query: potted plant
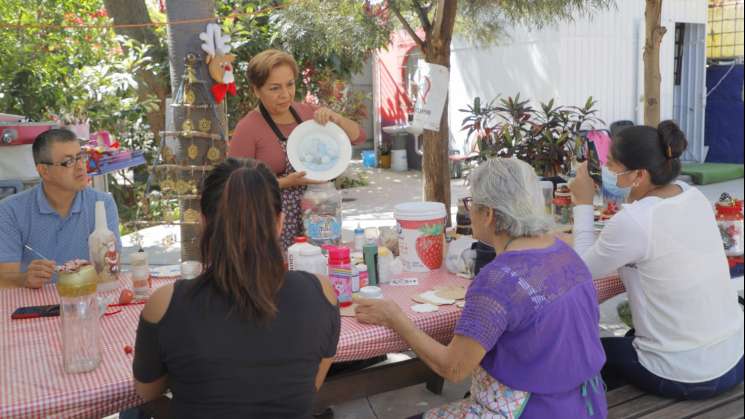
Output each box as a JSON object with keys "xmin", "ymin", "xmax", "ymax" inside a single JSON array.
[{"xmin": 460, "ymin": 95, "xmax": 603, "ymax": 180}]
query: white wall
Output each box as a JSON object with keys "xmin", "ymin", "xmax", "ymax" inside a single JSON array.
[{"xmin": 447, "ymin": 0, "xmax": 707, "ymax": 153}]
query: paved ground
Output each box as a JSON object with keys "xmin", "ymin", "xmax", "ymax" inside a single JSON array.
[{"xmin": 117, "ymin": 162, "xmax": 744, "ymax": 419}]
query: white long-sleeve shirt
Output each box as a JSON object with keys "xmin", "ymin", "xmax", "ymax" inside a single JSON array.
[{"xmin": 574, "ymin": 182, "xmax": 744, "ymax": 383}]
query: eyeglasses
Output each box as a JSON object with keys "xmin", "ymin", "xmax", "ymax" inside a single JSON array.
[
  {"xmin": 40, "ymin": 153, "xmax": 87, "ymax": 169},
  {"xmin": 462, "ymin": 197, "xmax": 473, "ymax": 212}
]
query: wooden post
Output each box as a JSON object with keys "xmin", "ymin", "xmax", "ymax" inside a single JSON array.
[
  {"xmin": 164, "ymin": 0, "xmax": 225, "ymax": 261},
  {"xmin": 643, "ymin": 0, "xmax": 667, "ymax": 126}
]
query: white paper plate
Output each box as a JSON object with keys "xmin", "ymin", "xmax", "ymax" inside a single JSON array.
[{"xmin": 287, "ymin": 120, "xmax": 352, "ymax": 181}]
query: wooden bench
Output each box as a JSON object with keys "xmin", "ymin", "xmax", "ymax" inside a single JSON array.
[{"xmin": 608, "ymin": 383, "xmax": 744, "ymax": 418}]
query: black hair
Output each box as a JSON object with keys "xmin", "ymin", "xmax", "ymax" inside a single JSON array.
[
  {"xmin": 610, "ymin": 120, "xmax": 688, "ymax": 186},
  {"xmin": 32, "ymin": 128, "xmax": 78, "ymax": 165}
]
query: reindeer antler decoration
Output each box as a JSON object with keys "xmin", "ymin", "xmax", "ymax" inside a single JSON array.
[{"xmin": 199, "ymin": 23, "xmax": 237, "ymax": 104}]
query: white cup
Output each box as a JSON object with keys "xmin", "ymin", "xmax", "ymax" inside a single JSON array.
[
  {"xmin": 180, "ymin": 261, "xmax": 202, "ymax": 280},
  {"xmin": 359, "ymin": 286, "xmax": 384, "ymax": 300}
]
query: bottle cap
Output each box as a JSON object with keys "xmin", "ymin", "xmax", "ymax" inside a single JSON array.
[
  {"xmin": 294, "ymin": 236, "xmax": 308, "ymax": 244},
  {"xmin": 328, "ymin": 246, "xmax": 351, "ymax": 265}
]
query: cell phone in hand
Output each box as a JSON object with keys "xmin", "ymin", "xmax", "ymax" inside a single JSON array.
[
  {"xmin": 586, "ymin": 141, "xmax": 602, "ymax": 187},
  {"xmin": 11, "ymin": 304, "xmax": 60, "ymax": 320}
]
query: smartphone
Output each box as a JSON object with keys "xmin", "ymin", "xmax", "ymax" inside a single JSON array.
[
  {"xmin": 586, "ymin": 140, "xmax": 602, "ymax": 187},
  {"xmin": 11, "ymin": 304, "xmax": 60, "ymax": 320}
]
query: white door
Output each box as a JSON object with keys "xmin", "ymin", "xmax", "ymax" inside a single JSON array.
[{"xmin": 674, "ymin": 23, "xmax": 707, "ymax": 162}]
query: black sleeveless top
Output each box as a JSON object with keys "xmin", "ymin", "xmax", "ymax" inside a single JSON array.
[{"xmin": 133, "ymin": 271, "xmax": 341, "ymax": 419}]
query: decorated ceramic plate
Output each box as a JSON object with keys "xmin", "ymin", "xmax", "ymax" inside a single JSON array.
[{"xmin": 287, "ymin": 120, "xmax": 352, "ymax": 181}]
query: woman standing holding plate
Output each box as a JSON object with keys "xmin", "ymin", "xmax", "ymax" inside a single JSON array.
[{"xmin": 228, "ymin": 49, "xmax": 366, "ymax": 251}]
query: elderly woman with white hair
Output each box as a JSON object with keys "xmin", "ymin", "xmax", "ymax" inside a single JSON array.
[{"xmin": 356, "ymin": 158, "xmax": 608, "ymax": 418}]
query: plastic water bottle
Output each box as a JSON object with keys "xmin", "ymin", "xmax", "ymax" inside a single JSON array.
[
  {"xmin": 288, "ymin": 236, "xmax": 312, "ymax": 271},
  {"xmin": 354, "ymin": 224, "xmax": 365, "ymax": 251}
]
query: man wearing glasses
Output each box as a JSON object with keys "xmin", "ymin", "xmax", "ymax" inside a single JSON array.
[{"xmin": 0, "ymin": 128, "xmax": 120, "ymax": 288}]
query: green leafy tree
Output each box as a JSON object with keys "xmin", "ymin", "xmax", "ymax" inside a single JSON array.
[
  {"xmin": 307, "ymin": 0, "xmax": 615, "ymax": 214},
  {"xmin": 218, "ymin": 0, "xmax": 390, "ymax": 126},
  {"xmin": 0, "ymin": 0, "xmax": 118, "ymax": 119}
]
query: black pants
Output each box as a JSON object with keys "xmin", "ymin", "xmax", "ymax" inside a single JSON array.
[{"xmin": 601, "ymin": 334, "xmax": 744, "ymax": 400}]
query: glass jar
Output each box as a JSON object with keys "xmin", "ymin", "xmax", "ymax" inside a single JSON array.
[
  {"xmin": 57, "ymin": 264, "xmax": 101, "ymax": 374},
  {"xmin": 130, "ymin": 251, "xmax": 151, "ymax": 299},
  {"xmin": 715, "ymin": 194, "xmax": 744, "ymax": 257},
  {"xmin": 552, "ymin": 183, "xmax": 574, "ymax": 225},
  {"xmin": 301, "ymin": 182, "xmax": 342, "ymax": 247},
  {"xmin": 455, "ymin": 201, "xmax": 472, "ymax": 237}
]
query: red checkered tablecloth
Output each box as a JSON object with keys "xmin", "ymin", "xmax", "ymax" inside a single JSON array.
[
  {"xmin": 0, "ymin": 275, "xmax": 160, "ymax": 419},
  {"xmin": 0, "ymin": 271, "xmax": 469, "ymax": 418},
  {"xmin": 336, "ymin": 271, "xmax": 470, "ymax": 362},
  {"xmin": 594, "ymin": 275, "xmax": 626, "ymax": 303}
]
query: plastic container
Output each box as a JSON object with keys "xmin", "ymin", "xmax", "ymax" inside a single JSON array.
[
  {"xmin": 180, "ymin": 261, "xmax": 202, "ymax": 280},
  {"xmin": 302, "ymin": 183, "xmax": 342, "ymax": 247},
  {"xmin": 361, "ymin": 150, "xmax": 377, "ymax": 168},
  {"xmin": 88, "ymin": 201, "xmax": 120, "ymax": 293},
  {"xmin": 377, "ymin": 247, "xmax": 395, "ymax": 284},
  {"xmin": 363, "ymin": 242, "xmax": 379, "ymax": 286},
  {"xmin": 130, "ymin": 251, "xmax": 151, "ymax": 299},
  {"xmin": 328, "ymin": 247, "xmax": 353, "ymax": 307},
  {"xmin": 356, "ymin": 264, "xmax": 368, "ymax": 289},
  {"xmin": 296, "ymin": 245, "xmax": 328, "ymax": 276},
  {"xmin": 540, "ymin": 181, "xmax": 554, "ymax": 216},
  {"xmin": 288, "ymin": 236, "xmax": 314, "ymax": 271},
  {"xmin": 57, "ymin": 264, "xmax": 101, "ymax": 374},
  {"xmin": 359, "ymin": 286, "xmax": 383, "ymax": 299},
  {"xmin": 715, "ymin": 194, "xmax": 744, "ymax": 257},
  {"xmin": 394, "ymin": 202, "xmax": 447, "ymax": 272},
  {"xmin": 552, "ymin": 183, "xmax": 574, "ymax": 226},
  {"xmin": 391, "ymin": 149, "xmax": 408, "ymax": 172}
]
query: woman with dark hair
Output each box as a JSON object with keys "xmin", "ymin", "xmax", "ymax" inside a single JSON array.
[
  {"xmin": 228, "ymin": 49, "xmax": 366, "ymax": 251},
  {"xmin": 571, "ymin": 121, "xmax": 744, "ymax": 399},
  {"xmin": 132, "ymin": 158, "xmax": 341, "ymax": 418}
]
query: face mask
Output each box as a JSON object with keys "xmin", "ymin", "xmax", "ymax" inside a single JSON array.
[{"xmin": 602, "ymin": 165, "xmax": 631, "ymax": 203}]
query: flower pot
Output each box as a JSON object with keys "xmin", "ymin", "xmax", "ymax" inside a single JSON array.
[{"xmin": 379, "ymin": 153, "xmax": 391, "ymax": 169}]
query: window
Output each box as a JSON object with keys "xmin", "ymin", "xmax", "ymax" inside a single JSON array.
[
  {"xmin": 674, "ymin": 23, "xmax": 685, "ymax": 86},
  {"xmin": 707, "ymin": 0, "xmax": 745, "ymax": 61}
]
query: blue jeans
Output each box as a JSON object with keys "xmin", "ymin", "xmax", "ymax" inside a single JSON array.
[{"xmin": 601, "ymin": 335, "xmax": 744, "ymax": 400}]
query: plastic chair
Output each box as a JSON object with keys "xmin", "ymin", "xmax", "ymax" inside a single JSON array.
[{"xmin": 0, "ymin": 179, "xmax": 23, "ymax": 201}]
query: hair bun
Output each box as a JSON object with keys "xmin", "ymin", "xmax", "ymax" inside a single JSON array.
[{"xmin": 657, "ymin": 120, "xmax": 688, "ymax": 160}]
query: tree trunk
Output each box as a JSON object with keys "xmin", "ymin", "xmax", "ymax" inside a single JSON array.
[
  {"xmin": 103, "ymin": 0, "xmax": 167, "ymax": 143},
  {"xmin": 165, "ymin": 0, "xmax": 224, "ymax": 261},
  {"xmin": 643, "ymin": 0, "xmax": 666, "ymax": 126},
  {"xmin": 421, "ymin": 0, "xmax": 457, "ymax": 223}
]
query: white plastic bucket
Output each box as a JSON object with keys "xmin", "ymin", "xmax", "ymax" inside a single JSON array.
[
  {"xmin": 391, "ymin": 149, "xmax": 408, "ymax": 172},
  {"xmin": 394, "ymin": 202, "xmax": 447, "ymax": 272}
]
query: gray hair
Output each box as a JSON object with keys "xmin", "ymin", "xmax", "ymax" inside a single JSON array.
[{"xmin": 469, "ymin": 158, "xmax": 553, "ymax": 237}]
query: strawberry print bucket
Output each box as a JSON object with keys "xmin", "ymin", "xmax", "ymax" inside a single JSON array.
[{"xmin": 395, "ymin": 202, "xmax": 448, "ymax": 272}]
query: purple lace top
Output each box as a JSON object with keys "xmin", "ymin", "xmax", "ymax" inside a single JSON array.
[{"xmin": 455, "ymin": 240, "xmax": 607, "ymax": 418}]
